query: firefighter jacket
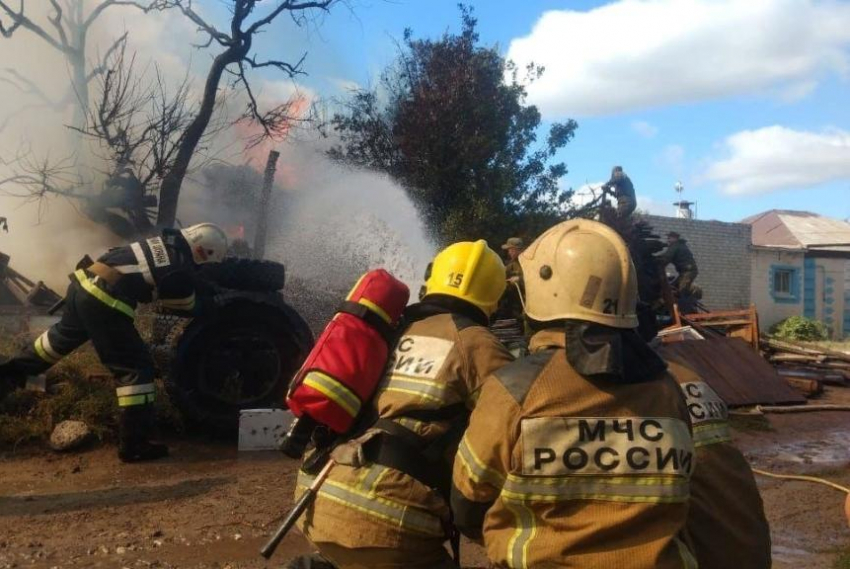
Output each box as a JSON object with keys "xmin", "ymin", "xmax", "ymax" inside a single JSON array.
[
  {"xmin": 296, "ymin": 299, "xmax": 513, "ymax": 553},
  {"xmin": 451, "ymin": 328, "xmax": 697, "ymax": 569},
  {"xmin": 505, "ymin": 259, "xmax": 523, "ymax": 281},
  {"xmin": 95, "ymin": 230, "xmax": 197, "ymax": 313},
  {"xmin": 667, "ymin": 360, "xmax": 772, "ymax": 569},
  {"xmin": 659, "ymin": 240, "xmax": 698, "ymax": 275}
]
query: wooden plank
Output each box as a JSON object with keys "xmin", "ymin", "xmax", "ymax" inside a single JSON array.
[{"xmin": 783, "ymin": 377, "xmax": 823, "ymax": 397}]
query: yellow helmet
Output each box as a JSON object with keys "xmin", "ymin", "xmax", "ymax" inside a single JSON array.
[
  {"xmin": 520, "ymin": 219, "xmax": 638, "ymax": 328},
  {"xmin": 423, "ymin": 240, "xmax": 506, "ymax": 316}
]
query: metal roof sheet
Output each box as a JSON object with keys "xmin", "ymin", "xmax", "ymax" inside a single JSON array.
[{"xmin": 658, "ymin": 337, "xmax": 806, "ymax": 407}]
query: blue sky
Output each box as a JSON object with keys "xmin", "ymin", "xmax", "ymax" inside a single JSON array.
[{"xmin": 206, "ymin": 0, "xmax": 850, "ymax": 223}]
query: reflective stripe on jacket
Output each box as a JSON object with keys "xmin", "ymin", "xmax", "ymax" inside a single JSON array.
[
  {"xmin": 74, "ymin": 270, "xmax": 135, "ymax": 319},
  {"xmin": 97, "ymin": 233, "xmax": 196, "ymax": 311}
]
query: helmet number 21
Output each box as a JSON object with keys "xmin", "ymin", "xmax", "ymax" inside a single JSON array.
[{"xmin": 603, "ymin": 298, "xmax": 619, "ymax": 314}]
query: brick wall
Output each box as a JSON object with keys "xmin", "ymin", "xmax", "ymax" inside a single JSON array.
[{"xmin": 642, "ymin": 215, "xmax": 752, "ymax": 310}]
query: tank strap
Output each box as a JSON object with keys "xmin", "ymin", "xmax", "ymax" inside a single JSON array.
[
  {"xmin": 368, "ymin": 402, "xmax": 471, "ymax": 497},
  {"xmin": 364, "ymin": 427, "xmax": 434, "ymax": 488},
  {"xmin": 87, "ymin": 262, "xmax": 125, "ymax": 287},
  {"xmin": 337, "ymin": 300, "xmax": 396, "ymax": 343}
]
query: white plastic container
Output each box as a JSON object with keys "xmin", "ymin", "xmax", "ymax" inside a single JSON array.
[{"xmin": 238, "ymin": 408, "xmax": 293, "ymax": 451}]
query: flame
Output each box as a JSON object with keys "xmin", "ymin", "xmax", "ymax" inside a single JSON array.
[
  {"xmin": 235, "ymin": 94, "xmax": 310, "ymax": 187},
  {"xmin": 227, "ymin": 225, "xmax": 246, "ymax": 240}
]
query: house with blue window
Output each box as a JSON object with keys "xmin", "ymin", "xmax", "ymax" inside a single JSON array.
[{"xmin": 744, "ymin": 210, "xmax": 850, "ymax": 338}]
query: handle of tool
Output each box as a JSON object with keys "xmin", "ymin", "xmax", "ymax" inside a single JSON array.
[
  {"xmin": 48, "ymin": 298, "xmax": 66, "ymax": 315},
  {"xmin": 260, "ymin": 460, "xmax": 335, "ymax": 560}
]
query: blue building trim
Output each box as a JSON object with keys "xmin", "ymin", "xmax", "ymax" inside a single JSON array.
[
  {"xmin": 768, "ymin": 264, "xmax": 801, "ymax": 304},
  {"xmin": 803, "ymin": 258, "xmax": 816, "ymax": 319},
  {"xmin": 844, "ymin": 291, "xmax": 850, "ymax": 338}
]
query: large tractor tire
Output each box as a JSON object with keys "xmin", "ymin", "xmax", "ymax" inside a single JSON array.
[
  {"xmin": 153, "ymin": 291, "xmax": 313, "ymax": 436},
  {"xmin": 198, "ymin": 258, "xmax": 286, "ymax": 292}
]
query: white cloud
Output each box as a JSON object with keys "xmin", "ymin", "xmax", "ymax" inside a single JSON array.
[
  {"xmin": 637, "ymin": 195, "xmax": 672, "ymax": 215},
  {"xmin": 631, "ymin": 120, "xmax": 658, "ymax": 138},
  {"xmin": 704, "ymin": 126, "xmax": 850, "ymax": 195},
  {"xmin": 572, "ymin": 181, "xmax": 610, "ymax": 208},
  {"xmin": 657, "ymin": 144, "xmax": 685, "ymax": 174},
  {"xmin": 506, "ymin": 0, "xmax": 850, "ymax": 117}
]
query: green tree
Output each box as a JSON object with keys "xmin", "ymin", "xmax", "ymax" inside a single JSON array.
[{"xmin": 327, "ymin": 6, "xmax": 578, "ymax": 246}]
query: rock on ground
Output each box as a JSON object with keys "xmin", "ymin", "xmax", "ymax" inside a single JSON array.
[{"xmin": 49, "ymin": 420, "xmax": 92, "ymax": 451}]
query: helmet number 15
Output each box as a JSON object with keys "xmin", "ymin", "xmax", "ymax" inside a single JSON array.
[{"xmin": 446, "ymin": 272, "xmax": 464, "ymax": 288}]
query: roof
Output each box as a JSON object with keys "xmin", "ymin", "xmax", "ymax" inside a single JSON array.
[{"xmin": 742, "ymin": 210, "xmax": 850, "ymax": 252}]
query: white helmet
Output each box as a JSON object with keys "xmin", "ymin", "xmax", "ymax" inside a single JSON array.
[
  {"xmin": 520, "ymin": 219, "xmax": 638, "ymax": 329},
  {"xmin": 180, "ymin": 223, "xmax": 228, "ymax": 265}
]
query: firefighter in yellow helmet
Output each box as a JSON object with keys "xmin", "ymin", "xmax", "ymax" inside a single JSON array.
[
  {"xmin": 451, "ymin": 220, "xmax": 698, "ymax": 569},
  {"xmin": 289, "ymin": 240, "xmax": 513, "ymax": 569},
  {"xmin": 0, "ymin": 223, "xmax": 227, "ymax": 462}
]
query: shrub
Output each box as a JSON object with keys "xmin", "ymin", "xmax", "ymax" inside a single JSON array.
[{"xmin": 770, "ymin": 316, "xmax": 829, "ymax": 342}]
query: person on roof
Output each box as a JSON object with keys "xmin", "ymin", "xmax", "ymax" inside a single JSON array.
[
  {"xmin": 658, "ymin": 231, "xmax": 699, "ymax": 296},
  {"xmin": 602, "ymin": 165, "xmax": 637, "ymax": 219}
]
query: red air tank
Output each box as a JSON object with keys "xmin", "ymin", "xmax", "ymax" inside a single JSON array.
[{"xmin": 286, "ymin": 269, "xmax": 409, "ymax": 434}]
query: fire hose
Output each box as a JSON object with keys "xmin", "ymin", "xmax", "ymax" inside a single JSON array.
[
  {"xmin": 751, "ymin": 468, "xmax": 850, "ymax": 526},
  {"xmin": 509, "ymin": 279, "xmax": 525, "ymax": 311}
]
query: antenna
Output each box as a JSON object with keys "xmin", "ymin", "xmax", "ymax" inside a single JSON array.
[{"xmin": 673, "ymin": 181, "xmax": 694, "ymax": 219}]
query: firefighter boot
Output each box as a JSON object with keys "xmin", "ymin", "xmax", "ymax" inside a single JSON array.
[{"xmin": 118, "ymin": 406, "xmax": 169, "ymax": 463}]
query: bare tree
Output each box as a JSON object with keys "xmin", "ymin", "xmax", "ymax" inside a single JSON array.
[
  {"xmin": 148, "ymin": 0, "xmax": 341, "ymax": 228},
  {"xmin": 0, "ymin": 42, "xmax": 211, "ymax": 239},
  {"xmin": 0, "ymin": 0, "xmax": 151, "ymax": 130},
  {"xmin": 73, "ymin": 41, "xmax": 206, "ymax": 237},
  {"xmin": 0, "ymin": 142, "xmax": 84, "ymax": 222}
]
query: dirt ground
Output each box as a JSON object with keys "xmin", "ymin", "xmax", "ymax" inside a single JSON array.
[{"xmin": 1, "ymin": 392, "xmax": 849, "ymax": 569}]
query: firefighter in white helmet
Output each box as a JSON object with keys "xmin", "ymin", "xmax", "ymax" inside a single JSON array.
[
  {"xmin": 451, "ymin": 219, "xmax": 698, "ymax": 568},
  {"xmin": 0, "ymin": 223, "xmax": 227, "ymax": 462}
]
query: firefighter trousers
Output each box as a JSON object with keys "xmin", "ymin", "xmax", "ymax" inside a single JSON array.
[
  {"xmin": 3, "ymin": 272, "xmax": 157, "ymax": 413},
  {"xmin": 677, "ymin": 269, "xmax": 699, "ymax": 296}
]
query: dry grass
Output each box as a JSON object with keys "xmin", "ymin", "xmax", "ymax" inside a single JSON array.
[{"xmin": 1, "ymin": 330, "xmax": 182, "ymax": 451}]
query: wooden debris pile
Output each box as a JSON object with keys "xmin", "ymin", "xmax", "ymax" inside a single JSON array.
[{"xmin": 761, "ymin": 337, "xmax": 850, "ymax": 397}]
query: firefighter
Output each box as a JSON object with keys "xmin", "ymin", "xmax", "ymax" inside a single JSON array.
[
  {"xmin": 666, "ymin": 358, "xmax": 772, "ymax": 568},
  {"xmin": 659, "ymin": 231, "xmax": 699, "ymax": 296},
  {"xmin": 602, "ymin": 165, "xmax": 637, "ymax": 218},
  {"xmin": 288, "ymin": 240, "xmax": 513, "ymax": 569},
  {"xmin": 451, "ymin": 219, "xmax": 697, "ymax": 569},
  {"xmin": 497, "ymin": 237, "xmax": 525, "ymax": 320},
  {"xmin": 0, "ymin": 223, "xmax": 227, "ymax": 462}
]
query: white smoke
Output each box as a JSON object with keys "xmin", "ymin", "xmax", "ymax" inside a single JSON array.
[{"xmin": 0, "ymin": 1, "xmax": 193, "ymax": 287}]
